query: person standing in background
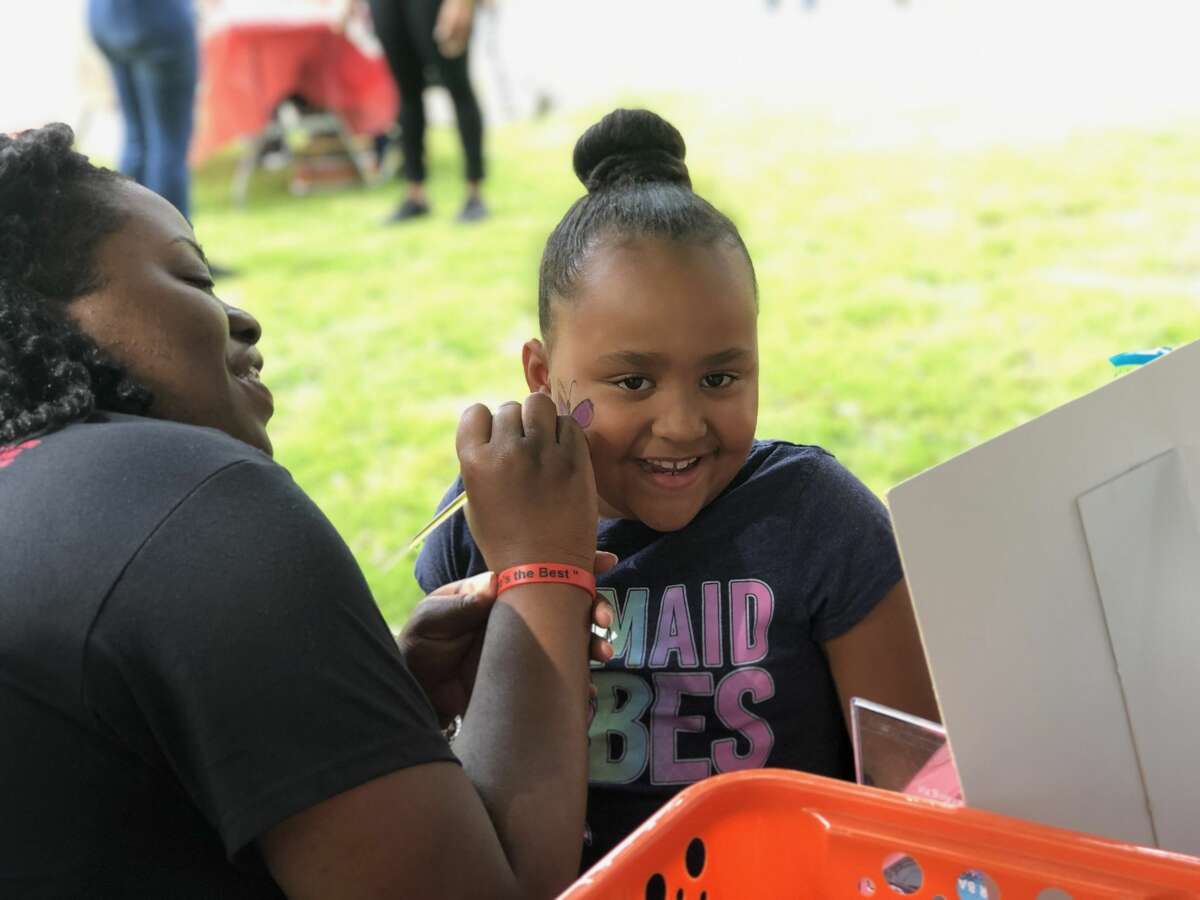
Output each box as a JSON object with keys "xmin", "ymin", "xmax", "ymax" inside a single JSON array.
[
  {"xmin": 88, "ymin": 0, "xmax": 198, "ymax": 222},
  {"xmin": 368, "ymin": 0, "xmax": 488, "ymax": 223}
]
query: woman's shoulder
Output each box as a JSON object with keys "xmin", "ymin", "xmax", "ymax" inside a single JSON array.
[
  {"xmin": 15, "ymin": 413, "xmax": 292, "ymax": 519},
  {"xmin": 57, "ymin": 412, "xmax": 275, "ymax": 473}
]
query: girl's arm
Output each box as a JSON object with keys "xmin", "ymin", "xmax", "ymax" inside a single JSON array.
[{"xmin": 823, "ymin": 578, "xmax": 940, "ymax": 725}]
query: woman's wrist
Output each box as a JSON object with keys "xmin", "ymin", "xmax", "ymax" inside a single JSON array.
[
  {"xmin": 496, "ymin": 562, "xmax": 595, "ymax": 600},
  {"xmin": 484, "ymin": 544, "xmax": 593, "ymax": 577}
]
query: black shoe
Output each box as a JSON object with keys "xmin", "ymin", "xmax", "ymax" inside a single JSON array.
[
  {"xmin": 385, "ymin": 198, "xmax": 430, "ymax": 224},
  {"xmin": 456, "ymin": 196, "xmax": 488, "ymax": 223}
]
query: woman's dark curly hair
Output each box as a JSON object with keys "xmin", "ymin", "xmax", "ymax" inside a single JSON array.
[
  {"xmin": 538, "ymin": 108, "xmax": 757, "ymax": 339},
  {"xmin": 0, "ymin": 123, "xmax": 152, "ymax": 444}
]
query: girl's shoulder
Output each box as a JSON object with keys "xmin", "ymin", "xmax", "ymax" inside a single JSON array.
[
  {"xmin": 747, "ymin": 437, "xmax": 831, "ymax": 462},
  {"xmin": 735, "ymin": 438, "xmax": 837, "ymax": 484},
  {"xmin": 723, "ymin": 439, "xmax": 877, "ymax": 509}
]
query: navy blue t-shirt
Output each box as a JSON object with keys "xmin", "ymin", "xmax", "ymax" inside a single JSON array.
[{"xmin": 415, "ymin": 439, "xmax": 904, "ymax": 869}]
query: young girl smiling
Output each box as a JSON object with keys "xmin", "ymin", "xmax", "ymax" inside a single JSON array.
[{"xmin": 416, "ymin": 108, "xmax": 937, "ymax": 868}]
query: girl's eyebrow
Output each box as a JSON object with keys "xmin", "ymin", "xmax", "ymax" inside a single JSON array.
[
  {"xmin": 596, "ymin": 350, "xmax": 666, "ymax": 368},
  {"xmin": 596, "ymin": 348, "xmax": 752, "ymax": 368},
  {"xmin": 702, "ymin": 348, "xmax": 753, "ymax": 366}
]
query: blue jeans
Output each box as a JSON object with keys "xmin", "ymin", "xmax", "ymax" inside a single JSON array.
[{"xmin": 88, "ymin": 0, "xmax": 198, "ymax": 220}]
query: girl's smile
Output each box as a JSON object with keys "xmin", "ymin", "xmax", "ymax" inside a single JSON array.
[
  {"xmin": 525, "ymin": 236, "xmax": 759, "ymax": 532},
  {"xmin": 635, "ymin": 452, "xmax": 709, "ymax": 491}
]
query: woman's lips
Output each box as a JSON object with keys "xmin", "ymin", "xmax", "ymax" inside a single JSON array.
[{"xmin": 235, "ymin": 367, "xmax": 274, "ymax": 417}]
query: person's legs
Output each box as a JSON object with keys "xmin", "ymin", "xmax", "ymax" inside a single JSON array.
[
  {"xmin": 128, "ymin": 38, "xmax": 198, "ymax": 220},
  {"xmin": 88, "ymin": 3, "xmax": 145, "ymax": 183},
  {"xmin": 88, "ymin": 23, "xmax": 148, "ymax": 186},
  {"xmin": 423, "ymin": 0, "xmax": 484, "ymax": 221},
  {"xmin": 436, "ymin": 46, "xmax": 486, "ymax": 202},
  {"xmin": 369, "ymin": 0, "xmax": 432, "ymax": 217},
  {"xmin": 106, "ymin": 56, "xmax": 149, "ymax": 186}
]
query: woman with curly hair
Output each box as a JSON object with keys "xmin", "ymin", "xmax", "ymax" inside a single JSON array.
[{"xmin": 0, "ymin": 124, "xmax": 609, "ymax": 899}]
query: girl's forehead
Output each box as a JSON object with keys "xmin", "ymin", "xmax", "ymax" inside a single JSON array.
[
  {"xmin": 582, "ymin": 236, "xmax": 753, "ymax": 292},
  {"xmin": 544, "ymin": 237, "xmax": 758, "ymax": 368},
  {"xmin": 570, "ymin": 239, "xmax": 753, "ymax": 317},
  {"xmin": 554, "ymin": 283, "xmax": 756, "ymax": 368}
]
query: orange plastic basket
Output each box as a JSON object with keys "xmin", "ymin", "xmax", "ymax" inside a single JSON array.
[{"xmin": 560, "ymin": 770, "xmax": 1200, "ymax": 899}]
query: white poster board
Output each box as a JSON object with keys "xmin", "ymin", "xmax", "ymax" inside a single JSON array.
[{"xmin": 887, "ymin": 339, "xmax": 1200, "ymax": 853}]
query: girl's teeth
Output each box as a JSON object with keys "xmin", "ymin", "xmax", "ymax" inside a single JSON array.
[{"xmin": 643, "ymin": 457, "xmax": 700, "ymax": 473}]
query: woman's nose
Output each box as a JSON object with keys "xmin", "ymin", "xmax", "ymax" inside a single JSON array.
[{"xmin": 226, "ymin": 304, "xmax": 262, "ymax": 346}]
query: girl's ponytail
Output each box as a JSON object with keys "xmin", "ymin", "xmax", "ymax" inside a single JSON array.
[
  {"xmin": 538, "ymin": 108, "xmax": 756, "ymax": 338},
  {"xmin": 573, "ymin": 109, "xmax": 691, "ymax": 193}
]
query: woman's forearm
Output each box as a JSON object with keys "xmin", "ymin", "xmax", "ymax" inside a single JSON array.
[{"xmin": 453, "ymin": 583, "xmax": 593, "ymax": 898}]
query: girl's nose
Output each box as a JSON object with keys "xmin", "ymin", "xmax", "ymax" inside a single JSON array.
[{"xmin": 650, "ymin": 391, "xmax": 708, "ymax": 444}]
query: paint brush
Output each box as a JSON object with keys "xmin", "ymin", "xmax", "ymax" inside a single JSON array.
[{"xmin": 406, "ymin": 490, "xmax": 468, "ymax": 554}]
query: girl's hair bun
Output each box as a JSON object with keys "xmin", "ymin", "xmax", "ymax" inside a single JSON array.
[{"xmin": 572, "ymin": 108, "xmax": 691, "ymax": 193}]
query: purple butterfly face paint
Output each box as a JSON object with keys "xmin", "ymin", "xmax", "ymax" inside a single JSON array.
[{"xmin": 556, "ymin": 380, "xmax": 594, "ymax": 429}]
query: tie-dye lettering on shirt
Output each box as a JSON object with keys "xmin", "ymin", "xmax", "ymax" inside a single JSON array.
[{"xmin": 587, "ymin": 578, "xmax": 776, "ymax": 784}]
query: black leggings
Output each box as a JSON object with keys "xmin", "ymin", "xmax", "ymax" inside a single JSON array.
[{"xmin": 369, "ymin": 0, "xmax": 485, "ymax": 183}]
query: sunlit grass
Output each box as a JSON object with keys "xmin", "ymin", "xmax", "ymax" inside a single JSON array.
[{"xmin": 193, "ymin": 100, "xmax": 1200, "ymax": 623}]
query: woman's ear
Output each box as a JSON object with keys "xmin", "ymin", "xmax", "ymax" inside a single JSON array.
[{"xmin": 522, "ymin": 339, "xmax": 550, "ymax": 393}]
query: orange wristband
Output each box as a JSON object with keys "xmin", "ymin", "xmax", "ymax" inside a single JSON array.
[{"xmin": 496, "ymin": 562, "xmax": 596, "ymax": 598}]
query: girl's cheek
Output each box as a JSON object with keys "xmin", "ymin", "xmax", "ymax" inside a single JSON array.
[{"xmin": 583, "ymin": 423, "xmax": 622, "ymax": 465}]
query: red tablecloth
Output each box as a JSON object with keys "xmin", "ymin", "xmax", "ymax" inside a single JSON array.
[{"xmin": 194, "ymin": 23, "xmax": 398, "ymax": 162}]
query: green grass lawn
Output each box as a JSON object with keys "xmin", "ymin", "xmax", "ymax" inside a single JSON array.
[{"xmin": 192, "ymin": 100, "xmax": 1200, "ymax": 625}]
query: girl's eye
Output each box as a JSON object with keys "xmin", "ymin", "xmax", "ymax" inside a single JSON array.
[
  {"xmin": 702, "ymin": 373, "xmax": 737, "ymax": 389},
  {"xmin": 616, "ymin": 376, "xmax": 651, "ymax": 391}
]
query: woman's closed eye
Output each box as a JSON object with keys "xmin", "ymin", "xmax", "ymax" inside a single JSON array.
[
  {"xmin": 182, "ymin": 273, "xmax": 216, "ymax": 293},
  {"xmin": 702, "ymin": 372, "xmax": 738, "ymax": 389}
]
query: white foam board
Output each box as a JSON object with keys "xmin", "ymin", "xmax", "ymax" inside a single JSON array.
[
  {"xmin": 1078, "ymin": 446, "xmax": 1200, "ymax": 855},
  {"xmin": 888, "ymin": 339, "xmax": 1200, "ymax": 849}
]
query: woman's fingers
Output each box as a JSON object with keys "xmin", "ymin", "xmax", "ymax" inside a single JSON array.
[
  {"xmin": 459, "ymin": 390, "xmax": 598, "ymax": 573},
  {"xmin": 594, "ymin": 551, "xmax": 619, "ymax": 576},
  {"xmin": 589, "ymin": 633, "xmax": 614, "ymax": 664},
  {"xmin": 521, "ymin": 391, "xmax": 558, "ymax": 446},
  {"xmin": 491, "ymin": 400, "xmax": 524, "ymax": 443},
  {"xmin": 407, "ymin": 593, "xmax": 492, "ymax": 638},
  {"xmin": 428, "ymin": 571, "xmax": 497, "ymax": 602},
  {"xmin": 455, "ymin": 403, "xmax": 493, "ymax": 456},
  {"xmin": 589, "ymin": 553, "xmax": 618, "ymax": 656},
  {"xmin": 555, "ymin": 403, "xmax": 586, "ymax": 451},
  {"xmin": 591, "ymin": 596, "xmax": 613, "ymax": 629}
]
